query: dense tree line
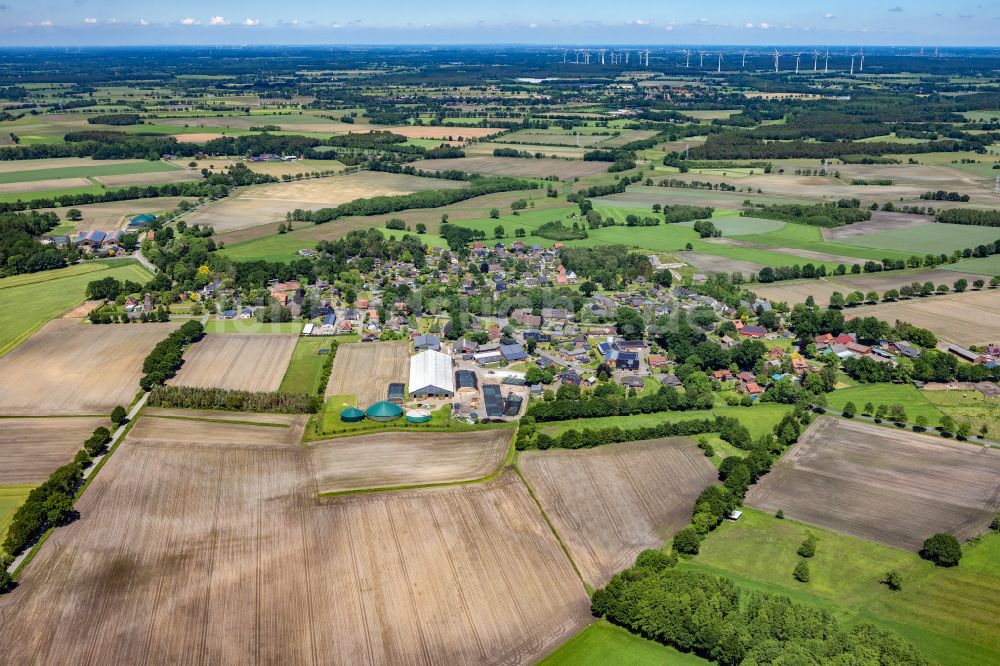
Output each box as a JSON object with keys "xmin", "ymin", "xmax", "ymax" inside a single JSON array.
[
  {"xmin": 690, "ymin": 131, "xmax": 983, "ymax": 161},
  {"xmin": 87, "ymin": 113, "xmax": 141, "ymax": 125},
  {"xmin": 0, "ymin": 210, "xmax": 68, "ymax": 277},
  {"xmin": 591, "ymin": 557, "xmax": 925, "ymax": 665},
  {"xmin": 528, "ymin": 417, "xmax": 718, "ymax": 451},
  {"xmin": 148, "ymin": 386, "xmax": 321, "ymax": 413},
  {"xmin": 559, "ymin": 244, "xmax": 652, "ymax": 287},
  {"xmin": 2, "ymin": 460, "xmax": 84, "ymax": 558},
  {"xmin": 745, "ymin": 201, "xmax": 871, "ymax": 228},
  {"xmin": 287, "ymin": 177, "xmax": 536, "ymax": 224},
  {"xmin": 534, "ymin": 220, "xmax": 587, "ymax": 241},
  {"xmin": 936, "ymin": 209, "xmax": 1000, "ymax": 227},
  {"xmin": 525, "ymin": 385, "xmax": 710, "ymax": 422},
  {"xmin": 139, "ymin": 320, "xmax": 205, "ymax": 390},
  {"xmin": 661, "ymin": 205, "xmax": 714, "ymax": 224}
]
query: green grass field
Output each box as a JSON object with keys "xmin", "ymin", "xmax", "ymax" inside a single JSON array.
[
  {"xmin": 736, "ymin": 223, "xmax": 915, "ymax": 263},
  {"xmin": 0, "ymin": 184, "xmax": 109, "ymax": 203},
  {"xmin": 201, "ymin": 319, "xmax": 304, "ymax": 334},
  {"xmin": 685, "ymin": 508, "xmax": 1000, "ymax": 665},
  {"xmin": 278, "ymin": 336, "xmax": 336, "ymax": 395},
  {"xmin": 923, "ymin": 390, "xmax": 1000, "ymax": 438},
  {"xmin": 679, "ymin": 214, "xmax": 784, "ymax": 236},
  {"xmin": 840, "ymin": 222, "xmax": 1000, "ymax": 256},
  {"xmin": 0, "ymin": 261, "xmax": 152, "ymax": 358},
  {"xmin": 0, "ymin": 160, "xmax": 180, "ymax": 185},
  {"xmin": 539, "ymin": 402, "xmax": 792, "ymax": 440},
  {"xmin": 942, "ymin": 254, "xmax": 1000, "ymax": 276},
  {"xmin": 825, "ymin": 383, "xmax": 944, "ymax": 423},
  {"xmin": 0, "ymin": 484, "xmax": 34, "ymax": 543},
  {"xmin": 540, "ymin": 621, "xmax": 709, "ymax": 666}
]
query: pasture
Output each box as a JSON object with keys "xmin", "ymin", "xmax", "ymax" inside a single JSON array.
[
  {"xmin": 0, "ymin": 419, "xmax": 590, "ymax": 665},
  {"xmin": 541, "ymin": 620, "xmax": 709, "ymax": 666},
  {"xmin": 325, "ymin": 341, "xmax": 410, "ymax": 408},
  {"xmin": 0, "ymin": 319, "xmax": 179, "ymax": 415},
  {"xmin": 687, "ymin": 509, "xmax": 1000, "ymax": 665},
  {"xmin": 0, "ymin": 417, "xmax": 108, "ymax": 484},
  {"xmin": 745, "ymin": 417, "xmax": 1000, "ymax": 551},
  {"xmin": 309, "ymin": 429, "xmax": 512, "ymax": 493},
  {"xmin": 168, "ymin": 333, "xmax": 298, "ymax": 392},
  {"xmin": 408, "ymin": 156, "xmax": 609, "ymax": 179},
  {"xmin": 520, "ymin": 438, "xmax": 718, "ymax": 587},
  {"xmin": 0, "ymin": 261, "xmax": 152, "ymax": 359},
  {"xmin": 0, "ymin": 485, "xmax": 33, "ymax": 544},
  {"xmin": 839, "ymin": 222, "xmax": 1000, "ymax": 255},
  {"xmin": 186, "ymin": 172, "xmax": 463, "ymax": 233},
  {"xmin": 201, "ymin": 319, "xmax": 303, "ymax": 334},
  {"xmin": 843, "ymin": 288, "xmax": 1000, "ymax": 347}
]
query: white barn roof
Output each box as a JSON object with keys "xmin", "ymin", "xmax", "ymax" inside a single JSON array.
[{"xmin": 409, "ymin": 349, "xmax": 455, "ymax": 394}]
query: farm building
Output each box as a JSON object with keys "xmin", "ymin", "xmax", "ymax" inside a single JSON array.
[
  {"xmin": 365, "ymin": 401, "xmax": 403, "ymax": 422},
  {"xmin": 483, "ymin": 384, "xmax": 504, "ymax": 418},
  {"xmin": 500, "ymin": 343, "xmax": 528, "ymax": 362},
  {"xmin": 414, "ymin": 334, "xmax": 441, "ymax": 352},
  {"xmin": 455, "ymin": 370, "xmax": 479, "ymax": 394},
  {"xmin": 340, "ymin": 407, "xmax": 365, "ymax": 423},
  {"xmin": 387, "ymin": 383, "xmax": 407, "ymax": 403},
  {"xmin": 409, "ymin": 349, "xmax": 455, "ymax": 398}
]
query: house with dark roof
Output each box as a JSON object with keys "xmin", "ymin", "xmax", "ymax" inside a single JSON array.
[
  {"xmin": 500, "ymin": 343, "xmax": 528, "ymax": 362},
  {"xmin": 414, "ymin": 334, "xmax": 441, "ymax": 351}
]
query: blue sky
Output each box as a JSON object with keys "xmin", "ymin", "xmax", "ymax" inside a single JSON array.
[{"xmin": 1, "ymin": 1, "xmax": 998, "ymax": 46}]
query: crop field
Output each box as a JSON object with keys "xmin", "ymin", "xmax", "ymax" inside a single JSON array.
[
  {"xmin": 168, "ymin": 333, "xmax": 298, "ymax": 392},
  {"xmin": 92, "ymin": 169, "xmax": 201, "ymax": 188},
  {"xmin": 186, "ymin": 172, "xmax": 463, "ymax": 233},
  {"xmin": 325, "ymin": 341, "xmax": 410, "ymax": 407},
  {"xmin": 374, "ymin": 125, "xmax": 502, "ymax": 140},
  {"xmin": 679, "ymin": 215, "xmax": 784, "ymax": 235},
  {"xmin": 0, "ymin": 319, "xmax": 178, "ymax": 415},
  {"xmin": 0, "ymin": 416, "xmax": 108, "ymax": 484},
  {"xmin": 682, "ymin": 251, "xmax": 767, "ymax": 275},
  {"xmin": 36, "ymin": 197, "xmax": 192, "ymax": 231},
  {"xmin": 202, "ymin": 320, "xmax": 304, "ymax": 334},
  {"xmin": 129, "ymin": 410, "xmax": 306, "ymax": 447},
  {"xmin": 466, "ymin": 143, "xmax": 590, "ymax": 159},
  {"xmin": 0, "ymin": 422, "xmax": 590, "ymax": 665},
  {"xmin": 750, "ymin": 279, "xmax": 846, "ymax": 306},
  {"xmin": 0, "ymin": 177, "xmax": 92, "ymax": 195},
  {"xmin": 0, "ymin": 261, "xmax": 152, "ymax": 359},
  {"xmin": 745, "ymin": 417, "xmax": 1000, "ymax": 551},
  {"xmin": 839, "ymin": 222, "xmax": 1000, "ymax": 255},
  {"xmin": 408, "ymin": 156, "xmax": 610, "ymax": 179},
  {"xmin": 844, "ymin": 289, "xmax": 1000, "ymax": 346},
  {"xmin": 821, "ymin": 211, "xmax": 932, "ymax": 241},
  {"xmin": 831, "ymin": 267, "xmax": 991, "ymax": 292},
  {"xmin": 309, "ymin": 429, "xmax": 512, "ymax": 493},
  {"xmin": 495, "ymin": 130, "xmax": 608, "ymax": 147},
  {"xmin": 520, "ymin": 438, "xmax": 717, "ymax": 587},
  {"xmin": 0, "ymin": 158, "xmax": 181, "ymax": 184}
]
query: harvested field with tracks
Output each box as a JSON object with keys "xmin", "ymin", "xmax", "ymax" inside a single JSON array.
[
  {"xmin": 130, "ymin": 410, "xmax": 307, "ymax": 448},
  {"xmin": 408, "ymin": 156, "xmax": 610, "ymax": 179},
  {"xmin": 0, "ymin": 320, "xmax": 179, "ymax": 415},
  {"xmin": 325, "ymin": 341, "xmax": 410, "ymax": 407},
  {"xmin": 520, "ymin": 438, "xmax": 717, "ymax": 587},
  {"xmin": 310, "ymin": 429, "xmax": 512, "ymax": 493},
  {"xmin": 0, "ymin": 419, "xmax": 590, "ymax": 665},
  {"xmin": 844, "ymin": 289, "xmax": 1000, "ymax": 347},
  {"xmin": 750, "ymin": 279, "xmax": 846, "ymax": 306},
  {"xmin": 746, "ymin": 417, "xmax": 1000, "ymax": 551},
  {"xmin": 682, "ymin": 252, "xmax": 766, "ymax": 275},
  {"xmin": 169, "ymin": 333, "xmax": 297, "ymax": 392},
  {"xmin": 185, "ymin": 172, "xmax": 463, "ymax": 232},
  {"xmin": 0, "ymin": 417, "xmax": 108, "ymax": 484},
  {"xmin": 92, "ymin": 170, "xmax": 201, "ymax": 187}
]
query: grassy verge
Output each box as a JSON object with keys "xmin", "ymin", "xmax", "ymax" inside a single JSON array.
[
  {"xmin": 0, "ymin": 485, "xmax": 34, "ymax": 544},
  {"xmin": 540, "ymin": 620, "xmax": 709, "ymax": 666},
  {"xmin": 278, "ymin": 336, "xmax": 336, "ymax": 394},
  {"xmin": 683, "ymin": 508, "xmax": 1000, "ymax": 665}
]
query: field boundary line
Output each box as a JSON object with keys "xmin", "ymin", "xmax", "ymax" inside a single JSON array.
[
  {"xmin": 10, "ymin": 394, "xmax": 148, "ymax": 579},
  {"xmin": 141, "ymin": 413, "xmax": 293, "ymax": 429},
  {"xmin": 512, "ymin": 464, "xmax": 590, "ymax": 591}
]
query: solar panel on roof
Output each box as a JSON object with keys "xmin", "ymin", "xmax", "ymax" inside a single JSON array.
[{"xmin": 482, "ymin": 384, "xmax": 503, "ymax": 417}]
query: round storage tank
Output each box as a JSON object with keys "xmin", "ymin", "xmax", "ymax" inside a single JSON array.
[
  {"xmin": 365, "ymin": 401, "xmax": 403, "ymax": 422},
  {"xmin": 405, "ymin": 409, "xmax": 431, "ymax": 423},
  {"xmin": 339, "ymin": 407, "xmax": 365, "ymax": 423}
]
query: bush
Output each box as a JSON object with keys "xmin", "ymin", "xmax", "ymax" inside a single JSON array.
[
  {"xmin": 920, "ymin": 533, "xmax": 962, "ymax": 567},
  {"xmin": 672, "ymin": 527, "xmax": 701, "ymax": 555},
  {"xmin": 884, "ymin": 569, "xmax": 903, "ymax": 591},
  {"xmin": 793, "ymin": 560, "xmax": 811, "ymax": 582},
  {"xmin": 842, "ymin": 401, "xmax": 856, "ymax": 418},
  {"xmin": 797, "ymin": 534, "xmax": 817, "ymax": 558},
  {"xmin": 775, "ymin": 509, "xmax": 785, "ymax": 519}
]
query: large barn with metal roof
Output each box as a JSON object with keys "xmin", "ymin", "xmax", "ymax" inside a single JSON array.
[{"xmin": 408, "ymin": 349, "xmax": 455, "ymax": 398}]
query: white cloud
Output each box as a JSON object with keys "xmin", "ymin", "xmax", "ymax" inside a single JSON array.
[
  {"xmin": 138, "ymin": 19, "xmax": 149, "ymax": 26},
  {"xmin": 627, "ymin": 19, "xmax": 650, "ymax": 26},
  {"xmin": 823, "ymin": 12, "xmax": 835, "ymax": 19},
  {"xmin": 528, "ymin": 21, "xmax": 537, "ymax": 28},
  {"xmin": 180, "ymin": 18, "xmax": 198, "ymax": 25},
  {"xmin": 83, "ymin": 17, "xmax": 97, "ymax": 24},
  {"xmin": 243, "ymin": 18, "xmax": 260, "ymax": 26},
  {"xmin": 39, "ymin": 19, "xmax": 53, "ymax": 27},
  {"xmin": 209, "ymin": 16, "xmax": 227, "ymax": 26},
  {"xmin": 746, "ymin": 22, "xmax": 770, "ymax": 29}
]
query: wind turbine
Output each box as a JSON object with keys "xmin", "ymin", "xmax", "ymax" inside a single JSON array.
[
  {"xmin": 794, "ymin": 52, "xmax": 802, "ymax": 74},
  {"xmin": 824, "ymin": 49, "xmax": 830, "ymax": 73},
  {"xmin": 850, "ymin": 51, "xmax": 857, "ymax": 75},
  {"xmin": 858, "ymin": 48, "xmax": 865, "ymax": 72},
  {"xmin": 773, "ymin": 49, "xmax": 781, "ymax": 72},
  {"xmin": 812, "ymin": 50, "xmax": 820, "ymax": 71},
  {"xmin": 681, "ymin": 49, "xmax": 691, "ymax": 68},
  {"xmin": 625, "ymin": 50, "xmax": 630, "ymax": 65},
  {"xmin": 645, "ymin": 49, "xmax": 650, "ymax": 66},
  {"xmin": 717, "ymin": 52, "xmax": 723, "ymax": 73},
  {"xmin": 742, "ymin": 49, "xmax": 751, "ymax": 68},
  {"xmin": 699, "ymin": 50, "xmax": 706, "ymax": 68},
  {"xmin": 600, "ymin": 48, "xmax": 606, "ymax": 65}
]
